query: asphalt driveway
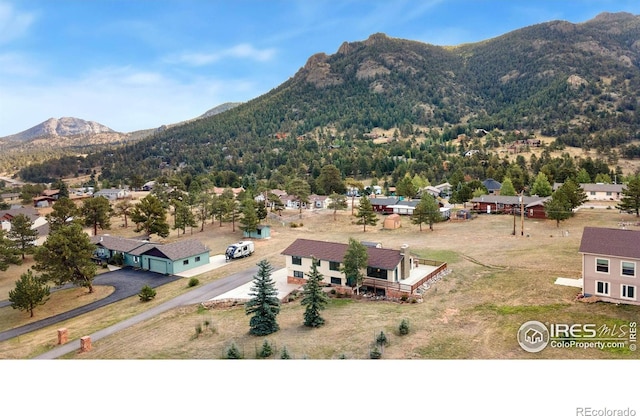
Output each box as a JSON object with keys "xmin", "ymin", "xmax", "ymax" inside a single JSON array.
[{"xmin": 0, "ymin": 268, "xmax": 181, "ymax": 343}]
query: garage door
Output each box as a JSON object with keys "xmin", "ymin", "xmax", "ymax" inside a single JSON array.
[{"xmin": 149, "ymin": 258, "xmax": 168, "ymax": 274}]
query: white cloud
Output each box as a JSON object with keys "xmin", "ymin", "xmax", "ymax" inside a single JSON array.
[
  {"xmin": 0, "ymin": 1, "xmax": 36, "ymax": 44},
  {"xmin": 0, "ymin": 65, "xmax": 259, "ymax": 136},
  {"xmin": 168, "ymin": 43, "xmax": 277, "ymax": 67}
]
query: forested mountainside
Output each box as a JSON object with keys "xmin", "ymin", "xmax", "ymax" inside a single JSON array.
[{"xmin": 18, "ymin": 12, "xmax": 640, "ymax": 188}]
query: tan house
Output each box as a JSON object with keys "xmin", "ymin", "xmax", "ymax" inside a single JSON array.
[
  {"xmin": 579, "ymin": 227, "xmax": 639, "ymax": 306},
  {"xmin": 281, "ymin": 238, "xmax": 447, "ymax": 298},
  {"xmin": 553, "ymin": 183, "xmax": 626, "ymax": 201}
]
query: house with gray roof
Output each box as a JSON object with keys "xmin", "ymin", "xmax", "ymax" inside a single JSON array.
[
  {"xmin": 281, "ymin": 238, "xmax": 447, "ymax": 298},
  {"xmin": 579, "ymin": 227, "xmax": 640, "ymax": 306},
  {"xmin": 91, "ymin": 235, "xmax": 210, "ymax": 275}
]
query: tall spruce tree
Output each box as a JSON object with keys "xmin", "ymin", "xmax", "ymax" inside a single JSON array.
[
  {"xmin": 245, "ymin": 259, "xmax": 281, "ymax": 336},
  {"xmin": 355, "ymin": 197, "xmax": 379, "ymax": 232},
  {"xmin": 8, "ymin": 269, "xmax": 50, "ymax": 317},
  {"xmin": 301, "ymin": 257, "xmax": 329, "ymax": 328},
  {"xmin": 7, "ymin": 213, "xmax": 39, "ymax": 259},
  {"xmin": 616, "ymin": 175, "xmax": 640, "ymax": 217}
]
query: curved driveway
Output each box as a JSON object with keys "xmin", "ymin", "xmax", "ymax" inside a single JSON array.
[
  {"xmin": 0, "ymin": 269, "xmax": 182, "ymax": 343},
  {"xmin": 28, "ymin": 266, "xmax": 259, "ymax": 359}
]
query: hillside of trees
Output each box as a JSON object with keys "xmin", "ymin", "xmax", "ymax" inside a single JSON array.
[{"xmin": 17, "ymin": 12, "xmax": 640, "ymax": 190}]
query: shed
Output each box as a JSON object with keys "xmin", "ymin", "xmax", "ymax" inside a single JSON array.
[
  {"xmin": 383, "ymin": 214, "xmax": 401, "ymax": 229},
  {"xmin": 243, "ymin": 224, "xmax": 271, "ymax": 239}
]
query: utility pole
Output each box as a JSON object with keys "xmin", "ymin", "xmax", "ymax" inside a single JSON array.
[{"xmin": 520, "ymin": 193, "xmax": 524, "ymax": 236}]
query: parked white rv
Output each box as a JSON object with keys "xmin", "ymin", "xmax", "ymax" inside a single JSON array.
[{"xmin": 225, "ymin": 241, "xmax": 255, "ymax": 261}]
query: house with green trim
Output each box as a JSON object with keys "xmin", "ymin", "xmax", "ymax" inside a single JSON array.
[{"xmin": 91, "ymin": 235, "xmax": 210, "ymax": 275}]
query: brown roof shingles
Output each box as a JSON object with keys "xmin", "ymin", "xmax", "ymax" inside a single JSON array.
[
  {"xmin": 281, "ymin": 238, "xmax": 403, "ymax": 270},
  {"xmin": 579, "ymin": 227, "xmax": 640, "ymax": 259}
]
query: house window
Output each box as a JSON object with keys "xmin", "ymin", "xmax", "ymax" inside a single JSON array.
[
  {"xmin": 606, "ymin": 192, "xmax": 612, "ymax": 196},
  {"xmin": 183, "ymin": 259, "xmax": 189, "ymax": 265},
  {"xmin": 293, "ymin": 270, "xmax": 304, "ymax": 279},
  {"xmin": 595, "ymin": 281, "xmax": 610, "ymax": 296},
  {"xmin": 329, "ymin": 261, "xmax": 341, "ymax": 271},
  {"xmin": 596, "ymin": 258, "xmax": 609, "ymax": 273},
  {"xmin": 590, "ymin": 191, "xmax": 596, "ymax": 195},
  {"xmin": 292, "ymin": 256, "xmax": 302, "ymax": 265},
  {"xmin": 367, "ymin": 267, "xmax": 387, "ymax": 280},
  {"xmin": 313, "ymin": 258, "xmax": 321, "ymax": 267},
  {"xmin": 621, "ymin": 261, "xmax": 635, "ymax": 277},
  {"xmin": 621, "ymin": 285, "xmax": 636, "ymax": 300},
  {"xmin": 133, "ymin": 256, "xmax": 139, "ymax": 263},
  {"xmin": 330, "ymin": 277, "xmax": 342, "ymax": 285},
  {"xmin": 195, "ymin": 256, "xmax": 201, "ymax": 262}
]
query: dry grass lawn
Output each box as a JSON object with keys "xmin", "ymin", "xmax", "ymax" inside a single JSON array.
[{"xmin": 1, "ymin": 198, "xmax": 639, "ymax": 359}]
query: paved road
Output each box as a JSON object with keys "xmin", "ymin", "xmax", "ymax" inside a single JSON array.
[
  {"xmin": 0, "ymin": 269, "xmax": 182, "ymax": 343},
  {"xmin": 32, "ymin": 266, "xmax": 258, "ymax": 359}
]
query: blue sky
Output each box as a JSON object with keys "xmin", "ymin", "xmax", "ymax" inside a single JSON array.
[{"xmin": 2, "ymin": 0, "xmax": 640, "ymax": 137}]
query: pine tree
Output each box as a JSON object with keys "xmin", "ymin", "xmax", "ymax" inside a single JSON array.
[
  {"xmin": 0, "ymin": 229, "xmax": 22, "ymax": 271},
  {"xmin": 280, "ymin": 346, "xmax": 291, "ymax": 359},
  {"xmin": 130, "ymin": 194, "xmax": 170, "ymax": 239},
  {"xmin": 301, "ymin": 257, "xmax": 329, "ymax": 328},
  {"xmin": 245, "ymin": 259, "xmax": 281, "ymax": 336},
  {"xmin": 7, "ymin": 213, "xmax": 38, "ymax": 259},
  {"xmin": 544, "ymin": 190, "xmax": 573, "ymax": 227},
  {"xmin": 327, "ymin": 193, "xmax": 348, "ymax": 221},
  {"xmin": 411, "ymin": 194, "xmax": 441, "ymax": 231},
  {"xmin": 46, "ymin": 197, "xmax": 79, "ymax": 231},
  {"xmin": 616, "ymin": 175, "xmax": 640, "ymax": 217},
  {"xmin": 33, "ymin": 223, "xmax": 97, "ymax": 293},
  {"xmin": 239, "ymin": 197, "xmax": 260, "ymax": 234},
  {"xmin": 355, "ymin": 197, "xmax": 379, "ymax": 232},
  {"xmin": 81, "ymin": 195, "xmax": 113, "ymax": 236},
  {"xmin": 9, "ymin": 269, "xmax": 50, "ymax": 317}
]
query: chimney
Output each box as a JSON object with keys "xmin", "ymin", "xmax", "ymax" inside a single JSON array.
[{"xmin": 400, "ymin": 244, "xmax": 410, "ymax": 280}]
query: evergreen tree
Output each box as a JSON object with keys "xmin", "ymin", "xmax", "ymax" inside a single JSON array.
[
  {"xmin": 576, "ymin": 168, "xmax": 591, "ymax": 183},
  {"xmin": 7, "ymin": 213, "xmax": 38, "ymax": 259},
  {"xmin": 500, "ymin": 177, "xmax": 517, "ymax": 196},
  {"xmin": 81, "ymin": 196, "xmax": 113, "ymax": 236},
  {"xmin": 239, "ymin": 197, "xmax": 260, "ymax": 233},
  {"xmin": 0, "ymin": 229, "xmax": 22, "ymax": 271},
  {"xmin": 173, "ymin": 201, "xmax": 196, "ymax": 235},
  {"xmin": 114, "ymin": 199, "xmax": 133, "ymax": 228},
  {"xmin": 280, "ymin": 346, "xmax": 291, "ymax": 359},
  {"xmin": 342, "ymin": 238, "xmax": 368, "ymax": 295},
  {"xmin": 33, "ymin": 223, "xmax": 97, "ymax": 293},
  {"xmin": 616, "ymin": 175, "xmax": 640, "ymax": 217},
  {"xmin": 130, "ymin": 194, "xmax": 170, "ymax": 239},
  {"xmin": 355, "ymin": 197, "xmax": 379, "ymax": 232},
  {"xmin": 46, "ymin": 197, "xmax": 79, "ymax": 231},
  {"xmin": 301, "ymin": 257, "xmax": 329, "ymax": 328},
  {"xmin": 9, "ymin": 269, "xmax": 50, "ymax": 317},
  {"xmin": 530, "ymin": 172, "xmax": 553, "ymax": 197},
  {"xmin": 327, "ymin": 192, "xmax": 348, "ymax": 221},
  {"xmin": 559, "ymin": 179, "xmax": 588, "ymax": 209},
  {"xmin": 226, "ymin": 343, "xmax": 242, "ymax": 359},
  {"xmin": 316, "ymin": 164, "xmax": 346, "ymax": 195},
  {"xmin": 411, "ymin": 194, "xmax": 441, "ymax": 231},
  {"xmin": 286, "ymin": 178, "xmax": 310, "ymax": 217},
  {"xmin": 245, "ymin": 259, "xmax": 281, "ymax": 336},
  {"xmin": 544, "ymin": 190, "xmax": 573, "ymax": 227}
]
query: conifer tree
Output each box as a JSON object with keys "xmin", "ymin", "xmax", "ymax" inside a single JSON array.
[
  {"xmin": 530, "ymin": 172, "xmax": 553, "ymax": 197},
  {"xmin": 355, "ymin": 197, "xmax": 379, "ymax": 232},
  {"xmin": 411, "ymin": 194, "xmax": 441, "ymax": 231},
  {"xmin": 500, "ymin": 177, "xmax": 517, "ymax": 196},
  {"xmin": 81, "ymin": 195, "xmax": 113, "ymax": 236},
  {"xmin": 0, "ymin": 229, "xmax": 22, "ymax": 270},
  {"xmin": 7, "ymin": 213, "xmax": 38, "ymax": 259},
  {"xmin": 301, "ymin": 257, "xmax": 329, "ymax": 328},
  {"xmin": 617, "ymin": 175, "xmax": 640, "ymax": 217},
  {"xmin": 245, "ymin": 259, "xmax": 280, "ymax": 336},
  {"xmin": 9, "ymin": 269, "xmax": 50, "ymax": 317}
]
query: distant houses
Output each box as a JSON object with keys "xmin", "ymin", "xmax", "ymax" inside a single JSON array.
[{"xmin": 470, "ymin": 195, "xmax": 550, "ymax": 219}]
